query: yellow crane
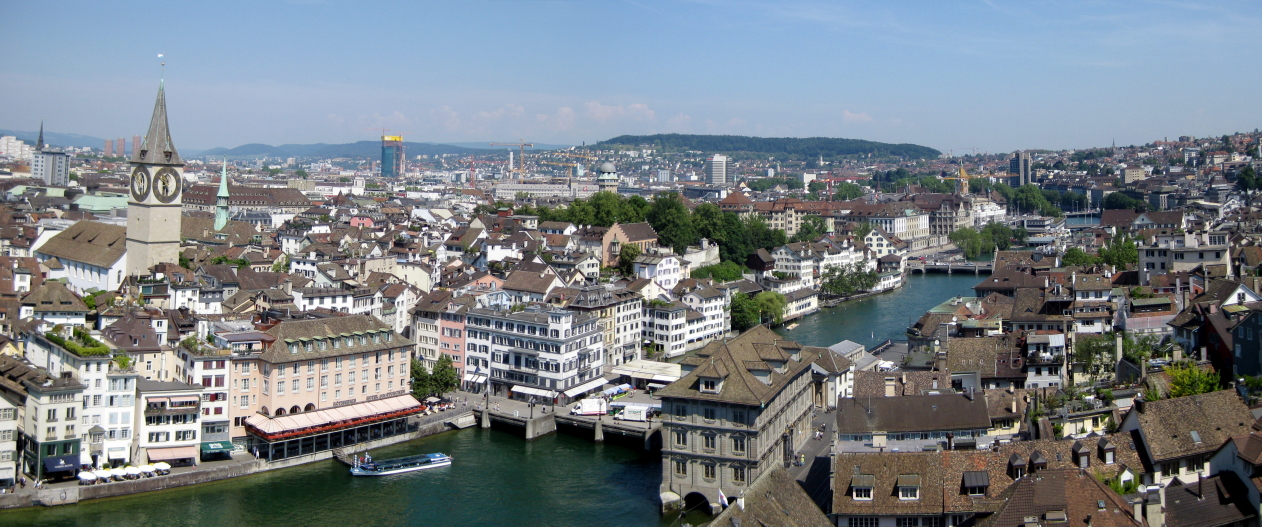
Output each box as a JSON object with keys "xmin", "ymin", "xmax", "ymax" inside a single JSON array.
[
  {"xmin": 489, "ymin": 139, "xmax": 533, "ymax": 179},
  {"xmin": 939, "ymin": 167, "xmax": 977, "ymax": 195},
  {"xmin": 541, "ymin": 161, "xmax": 584, "ymax": 182}
]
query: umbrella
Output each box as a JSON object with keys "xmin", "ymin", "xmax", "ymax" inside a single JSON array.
[
  {"xmin": 110, "ymin": 468, "xmax": 127, "ymax": 479},
  {"xmin": 425, "ymin": 397, "xmax": 441, "ymax": 403},
  {"xmin": 126, "ymin": 467, "xmax": 142, "ymax": 476},
  {"xmin": 140, "ymin": 464, "xmax": 156, "ymax": 473},
  {"xmin": 154, "ymin": 462, "xmax": 171, "ymax": 471},
  {"xmin": 77, "ymin": 472, "xmax": 96, "ymax": 481},
  {"xmin": 92, "ymin": 470, "xmax": 111, "ymax": 480}
]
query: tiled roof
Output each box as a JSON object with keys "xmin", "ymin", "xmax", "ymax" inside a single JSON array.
[
  {"xmin": 1130, "ymin": 389, "xmax": 1253, "ymax": 462},
  {"xmin": 835, "ymin": 394, "xmax": 992, "ymax": 434},
  {"xmin": 656, "ymin": 325, "xmax": 824, "ymax": 406},
  {"xmin": 36, "ymin": 221, "xmax": 127, "ymax": 269},
  {"xmin": 22, "ymin": 280, "xmax": 88, "ymax": 313},
  {"xmin": 977, "ymin": 469, "xmax": 1139, "ymax": 527},
  {"xmin": 710, "ymin": 466, "xmax": 832, "ymax": 526}
]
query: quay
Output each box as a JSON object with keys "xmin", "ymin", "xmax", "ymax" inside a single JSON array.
[
  {"xmin": 0, "ymin": 410, "xmax": 473, "ymax": 510},
  {"xmin": 907, "ymin": 260, "xmax": 993, "ymax": 274}
]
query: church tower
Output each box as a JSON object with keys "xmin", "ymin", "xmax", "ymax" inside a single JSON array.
[
  {"xmin": 126, "ymin": 81, "xmax": 184, "ymax": 277},
  {"xmin": 214, "ymin": 157, "xmax": 230, "ymax": 231}
]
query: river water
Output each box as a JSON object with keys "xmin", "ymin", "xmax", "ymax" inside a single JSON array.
[{"xmin": 1, "ymin": 273, "xmax": 979, "ymax": 527}]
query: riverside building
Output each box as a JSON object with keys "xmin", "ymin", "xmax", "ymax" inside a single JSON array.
[{"xmin": 463, "ymin": 305, "xmax": 606, "ymax": 403}]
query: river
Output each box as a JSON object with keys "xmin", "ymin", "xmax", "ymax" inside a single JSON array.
[{"xmin": 1, "ymin": 273, "xmax": 979, "ymax": 527}]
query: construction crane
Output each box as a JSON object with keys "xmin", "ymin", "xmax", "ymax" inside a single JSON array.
[
  {"xmin": 939, "ymin": 167, "xmax": 978, "ymax": 195},
  {"xmin": 464, "ymin": 158, "xmax": 499, "ymax": 189},
  {"xmin": 489, "ymin": 140, "xmax": 533, "ymax": 179},
  {"xmin": 541, "ymin": 161, "xmax": 584, "ymax": 182}
]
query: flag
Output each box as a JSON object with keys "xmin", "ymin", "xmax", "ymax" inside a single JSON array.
[{"xmin": 718, "ymin": 488, "xmax": 729, "ymax": 508}]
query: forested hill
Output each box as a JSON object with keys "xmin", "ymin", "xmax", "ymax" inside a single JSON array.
[{"xmin": 596, "ymin": 134, "xmax": 940, "ymax": 159}]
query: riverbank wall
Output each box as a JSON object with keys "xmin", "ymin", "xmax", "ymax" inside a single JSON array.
[{"xmin": 0, "ymin": 411, "xmax": 471, "ymax": 510}]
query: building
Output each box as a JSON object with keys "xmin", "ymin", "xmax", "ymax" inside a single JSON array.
[
  {"xmin": 657, "ymin": 326, "xmax": 825, "ymax": 514},
  {"xmin": 549, "ymin": 283, "xmax": 643, "ymax": 368},
  {"xmin": 1009, "ymin": 151, "xmax": 1032, "ymax": 186},
  {"xmin": 597, "ymin": 162, "xmax": 619, "ymax": 194},
  {"xmin": 381, "ymin": 134, "xmax": 404, "ymax": 178},
  {"xmin": 463, "ymin": 305, "xmax": 605, "ymax": 403},
  {"xmin": 12, "ymin": 360, "xmax": 86, "ymax": 481},
  {"xmin": 31, "ymin": 150, "xmax": 70, "ymax": 187},
  {"xmin": 0, "ymin": 390, "xmax": 16, "ymax": 487},
  {"xmin": 136, "ymin": 379, "xmax": 205, "ymax": 467},
  {"xmin": 33, "ymin": 221, "xmax": 129, "ymax": 295},
  {"xmin": 127, "ymin": 81, "xmax": 184, "ymax": 277},
  {"xmin": 706, "ymin": 154, "xmax": 731, "ymax": 186},
  {"xmin": 835, "ymin": 393, "xmax": 994, "ymax": 452},
  {"xmin": 1119, "ymin": 389, "xmax": 1253, "ymax": 485}
]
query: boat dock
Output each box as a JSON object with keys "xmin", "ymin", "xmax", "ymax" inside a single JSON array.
[{"xmin": 461, "ymin": 390, "xmax": 662, "ymax": 449}]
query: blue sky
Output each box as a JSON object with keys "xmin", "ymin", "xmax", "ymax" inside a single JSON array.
[{"xmin": 2, "ymin": 0, "xmax": 1259, "ymax": 152}]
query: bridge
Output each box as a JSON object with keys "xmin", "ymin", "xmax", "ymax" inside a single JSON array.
[
  {"xmin": 907, "ymin": 261, "xmax": 993, "ymax": 275},
  {"xmin": 1062, "ymin": 209, "xmax": 1100, "ymax": 218},
  {"xmin": 473, "ymin": 406, "xmax": 661, "ymax": 449}
]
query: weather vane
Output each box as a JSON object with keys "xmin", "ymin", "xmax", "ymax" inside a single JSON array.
[{"xmin": 159, "ymin": 53, "xmax": 165, "ymax": 80}]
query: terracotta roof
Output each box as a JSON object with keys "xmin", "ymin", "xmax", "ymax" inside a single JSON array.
[
  {"xmin": 1164, "ymin": 472, "xmax": 1257, "ymax": 527},
  {"xmin": 835, "ymin": 394, "xmax": 992, "ymax": 434},
  {"xmin": 977, "ymin": 469, "xmax": 1140, "ymax": 527},
  {"xmin": 656, "ymin": 325, "xmax": 824, "ymax": 406}
]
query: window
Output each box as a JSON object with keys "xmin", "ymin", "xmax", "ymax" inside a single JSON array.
[
  {"xmin": 703, "ymin": 408, "xmax": 716, "ymax": 420},
  {"xmin": 1161, "ymin": 461, "xmax": 1179, "ymax": 476},
  {"xmin": 897, "ymin": 518, "xmax": 919, "ymax": 527},
  {"xmin": 701, "ymin": 379, "xmax": 717, "ymax": 392},
  {"xmin": 675, "ymin": 405, "xmax": 686, "ymax": 418},
  {"xmin": 849, "ymin": 518, "xmax": 880, "ymax": 527},
  {"xmin": 674, "ymin": 431, "xmax": 687, "ymax": 447},
  {"xmin": 732, "ymin": 466, "xmax": 746, "ymax": 483},
  {"xmin": 703, "ymin": 464, "xmax": 715, "ymax": 479},
  {"xmin": 923, "ymin": 518, "xmax": 944, "ymax": 527},
  {"xmin": 732, "ymin": 436, "xmax": 746, "ymax": 453},
  {"xmin": 900, "ymin": 486, "xmax": 919, "ymax": 500},
  {"xmin": 853, "ymin": 487, "xmax": 872, "ymax": 500},
  {"xmin": 674, "ymin": 460, "xmax": 687, "ymax": 476},
  {"xmin": 732, "ymin": 410, "xmax": 746, "ymax": 425},
  {"xmin": 1187, "ymin": 456, "xmax": 1205, "ymax": 473},
  {"xmin": 703, "ymin": 435, "xmax": 716, "ymax": 450}
]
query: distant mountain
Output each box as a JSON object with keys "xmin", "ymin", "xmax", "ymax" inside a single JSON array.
[
  {"xmin": 197, "ymin": 141, "xmax": 496, "ymax": 159},
  {"xmin": 0, "ymin": 129, "xmax": 106, "ymax": 149},
  {"xmin": 596, "ymin": 133, "xmax": 941, "ymax": 160}
]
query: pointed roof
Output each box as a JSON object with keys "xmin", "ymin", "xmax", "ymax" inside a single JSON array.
[
  {"xmin": 218, "ymin": 158, "xmax": 231, "ymax": 198},
  {"xmin": 36, "ymin": 121, "xmax": 44, "ymax": 151},
  {"xmin": 132, "ymin": 82, "xmax": 183, "ymax": 166}
]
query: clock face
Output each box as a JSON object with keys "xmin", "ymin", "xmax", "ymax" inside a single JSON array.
[
  {"xmin": 130, "ymin": 167, "xmax": 150, "ymax": 201},
  {"xmin": 153, "ymin": 167, "xmax": 181, "ymax": 203}
]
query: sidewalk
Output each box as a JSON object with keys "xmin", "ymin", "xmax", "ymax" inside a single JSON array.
[
  {"xmin": 788, "ymin": 409, "xmax": 836, "ymax": 510},
  {"xmin": 27, "ymin": 451, "xmax": 259, "ymax": 493}
]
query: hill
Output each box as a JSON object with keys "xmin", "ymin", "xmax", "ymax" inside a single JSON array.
[
  {"xmin": 197, "ymin": 141, "xmax": 494, "ymax": 159},
  {"xmin": 596, "ymin": 133, "xmax": 941, "ymax": 159},
  {"xmin": 0, "ymin": 129, "xmax": 106, "ymax": 150}
]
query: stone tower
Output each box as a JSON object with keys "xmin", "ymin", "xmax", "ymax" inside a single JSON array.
[
  {"xmin": 214, "ymin": 156, "xmax": 230, "ymax": 231},
  {"xmin": 126, "ymin": 81, "xmax": 183, "ymax": 277}
]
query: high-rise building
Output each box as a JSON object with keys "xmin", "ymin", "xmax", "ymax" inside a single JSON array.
[
  {"xmin": 1009, "ymin": 151, "xmax": 1032, "ymax": 186},
  {"xmin": 32, "ymin": 151, "xmax": 70, "ymax": 186},
  {"xmin": 132, "ymin": 135, "xmax": 141, "ymax": 157},
  {"xmin": 705, "ymin": 154, "xmax": 730, "ymax": 186},
  {"xmin": 117, "ymin": 137, "xmax": 125, "ymax": 157},
  {"xmin": 381, "ymin": 135, "xmax": 404, "ymax": 178},
  {"xmin": 104, "ymin": 139, "xmax": 114, "ymax": 157},
  {"xmin": 126, "ymin": 81, "xmax": 184, "ymax": 277}
]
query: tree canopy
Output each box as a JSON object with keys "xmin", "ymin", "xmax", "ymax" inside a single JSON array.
[{"xmin": 596, "ymin": 133, "xmax": 941, "ymax": 160}]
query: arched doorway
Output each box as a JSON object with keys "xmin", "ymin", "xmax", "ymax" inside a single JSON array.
[
  {"xmin": 304, "ymin": 403, "xmax": 316, "ymax": 412},
  {"xmin": 682, "ymin": 492, "xmax": 714, "ymax": 516}
]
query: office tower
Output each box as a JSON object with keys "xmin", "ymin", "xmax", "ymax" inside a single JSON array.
[
  {"xmin": 104, "ymin": 139, "xmax": 114, "ymax": 157},
  {"xmin": 706, "ymin": 154, "xmax": 730, "ymax": 186},
  {"xmin": 32, "ymin": 150, "xmax": 70, "ymax": 186},
  {"xmin": 381, "ymin": 135, "xmax": 404, "ymax": 178},
  {"xmin": 1009, "ymin": 151, "xmax": 1032, "ymax": 186},
  {"xmin": 132, "ymin": 135, "xmax": 141, "ymax": 157}
]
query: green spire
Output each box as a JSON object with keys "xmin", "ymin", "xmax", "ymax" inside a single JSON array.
[{"xmin": 217, "ymin": 157, "xmax": 230, "ymax": 198}]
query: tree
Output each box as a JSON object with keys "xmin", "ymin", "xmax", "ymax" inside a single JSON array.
[
  {"xmin": 692, "ymin": 261, "xmax": 745, "ymax": 281},
  {"xmin": 272, "ymin": 254, "xmax": 291, "ymax": 273},
  {"xmin": 617, "ymin": 243, "xmax": 641, "ymax": 276},
  {"xmin": 729, "ymin": 293, "xmax": 760, "ymax": 331},
  {"xmin": 853, "ymin": 221, "xmax": 874, "ymax": 240},
  {"xmin": 833, "ymin": 182, "xmax": 864, "ymax": 201},
  {"xmin": 792, "ymin": 215, "xmax": 827, "ymax": 242},
  {"xmin": 820, "ymin": 260, "xmax": 877, "ymax": 297},
  {"xmin": 1098, "ymin": 235, "xmax": 1138, "ymax": 267},
  {"xmin": 646, "ymin": 192, "xmax": 697, "ymax": 253},
  {"xmin": 431, "ymin": 355, "xmax": 460, "ymax": 395},
  {"xmin": 1061, "ymin": 247, "xmax": 1101, "ymax": 267},
  {"xmin": 1166, "ymin": 363, "xmax": 1220, "ymax": 398},
  {"xmin": 295, "ymin": 168, "xmax": 309, "ymax": 179},
  {"xmin": 752, "ymin": 291, "xmax": 787, "ymax": 325},
  {"xmin": 1103, "ymin": 192, "xmax": 1146, "ymax": 210},
  {"xmin": 410, "ymin": 359, "xmax": 434, "ymax": 400},
  {"xmin": 1074, "ymin": 333, "xmax": 1115, "ymax": 385}
]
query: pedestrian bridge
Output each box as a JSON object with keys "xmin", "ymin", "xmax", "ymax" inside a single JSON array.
[{"xmin": 907, "ymin": 261, "xmax": 993, "ymax": 275}]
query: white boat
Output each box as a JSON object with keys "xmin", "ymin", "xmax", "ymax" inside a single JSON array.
[
  {"xmin": 786, "ymin": 323, "xmax": 799, "ymax": 330},
  {"xmin": 350, "ymin": 452, "xmax": 452, "ymax": 476}
]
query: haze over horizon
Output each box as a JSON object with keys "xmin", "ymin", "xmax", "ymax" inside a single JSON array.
[{"xmin": 2, "ymin": 0, "xmax": 1259, "ymax": 153}]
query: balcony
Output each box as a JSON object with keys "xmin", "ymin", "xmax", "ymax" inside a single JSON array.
[
  {"xmin": 145, "ymin": 404, "xmax": 201, "ymax": 416},
  {"xmin": 507, "ymin": 363, "xmax": 539, "ymax": 374}
]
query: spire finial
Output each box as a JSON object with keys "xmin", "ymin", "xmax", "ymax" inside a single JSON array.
[{"xmin": 158, "ymin": 54, "xmax": 165, "ymax": 84}]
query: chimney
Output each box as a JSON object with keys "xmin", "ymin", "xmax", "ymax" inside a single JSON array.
[
  {"xmin": 884, "ymin": 378, "xmax": 896, "ymax": 397},
  {"xmin": 1011, "ymin": 397, "xmax": 1018, "ymax": 414},
  {"xmin": 1145, "ymin": 485, "xmax": 1166, "ymax": 527},
  {"xmin": 1132, "ymin": 498, "xmax": 1144, "ymax": 522},
  {"xmin": 1115, "ymin": 333, "xmax": 1123, "ymax": 364}
]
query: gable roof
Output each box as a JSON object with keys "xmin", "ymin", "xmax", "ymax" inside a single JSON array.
[
  {"xmin": 1131, "ymin": 389, "xmax": 1253, "ymax": 462},
  {"xmin": 836, "ymin": 394, "xmax": 993, "ymax": 434},
  {"xmin": 657, "ymin": 325, "xmax": 822, "ymax": 406},
  {"xmin": 36, "ymin": 221, "xmax": 128, "ymax": 269}
]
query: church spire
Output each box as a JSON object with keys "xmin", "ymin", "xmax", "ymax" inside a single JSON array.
[
  {"xmin": 133, "ymin": 81, "xmax": 183, "ymax": 166},
  {"xmin": 214, "ymin": 156, "xmax": 230, "ymax": 231},
  {"xmin": 36, "ymin": 121, "xmax": 44, "ymax": 151}
]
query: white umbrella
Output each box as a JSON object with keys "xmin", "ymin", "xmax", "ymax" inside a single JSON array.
[
  {"xmin": 110, "ymin": 468, "xmax": 127, "ymax": 479},
  {"xmin": 77, "ymin": 472, "xmax": 96, "ymax": 481},
  {"xmin": 425, "ymin": 397, "xmax": 441, "ymax": 403},
  {"xmin": 154, "ymin": 462, "xmax": 171, "ymax": 471},
  {"xmin": 140, "ymin": 464, "xmax": 155, "ymax": 473},
  {"xmin": 125, "ymin": 467, "xmax": 142, "ymax": 476},
  {"xmin": 92, "ymin": 470, "xmax": 111, "ymax": 480}
]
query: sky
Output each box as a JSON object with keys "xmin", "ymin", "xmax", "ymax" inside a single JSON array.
[{"xmin": 2, "ymin": 0, "xmax": 1260, "ymax": 153}]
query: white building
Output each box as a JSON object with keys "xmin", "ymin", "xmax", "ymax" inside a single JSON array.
[
  {"xmin": 0, "ymin": 393, "xmax": 18, "ymax": 487},
  {"xmin": 633, "ymin": 253, "xmax": 684, "ymax": 291},
  {"xmin": 136, "ymin": 379, "xmax": 205, "ymax": 467},
  {"xmin": 463, "ymin": 306, "xmax": 606, "ymax": 403},
  {"xmin": 32, "ymin": 151, "xmax": 70, "ymax": 187},
  {"xmin": 33, "ymin": 221, "xmax": 129, "ymax": 295}
]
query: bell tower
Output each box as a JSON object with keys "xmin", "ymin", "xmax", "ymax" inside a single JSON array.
[{"xmin": 126, "ymin": 81, "xmax": 184, "ymax": 277}]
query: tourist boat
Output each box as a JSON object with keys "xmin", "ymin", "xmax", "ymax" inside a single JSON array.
[
  {"xmin": 350, "ymin": 453, "xmax": 452, "ymax": 476},
  {"xmin": 786, "ymin": 323, "xmax": 799, "ymax": 330}
]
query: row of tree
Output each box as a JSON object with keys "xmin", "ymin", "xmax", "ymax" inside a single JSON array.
[
  {"xmin": 947, "ymin": 223, "xmax": 1024, "ymax": 259},
  {"xmin": 410, "ymin": 356, "xmax": 460, "ymax": 400}
]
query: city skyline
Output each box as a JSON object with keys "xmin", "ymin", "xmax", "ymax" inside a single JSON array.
[{"xmin": 2, "ymin": 0, "xmax": 1259, "ymax": 152}]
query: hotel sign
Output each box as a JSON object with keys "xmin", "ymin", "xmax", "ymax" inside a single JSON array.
[
  {"xmin": 333, "ymin": 398, "xmax": 358, "ymax": 407},
  {"xmin": 366, "ymin": 390, "xmax": 406, "ymax": 401}
]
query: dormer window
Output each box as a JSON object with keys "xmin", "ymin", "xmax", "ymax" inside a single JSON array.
[
  {"xmin": 1098, "ymin": 438, "xmax": 1116, "ymax": 465},
  {"xmin": 1072, "ymin": 441, "xmax": 1090, "ymax": 468},
  {"xmin": 897, "ymin": 475, "xmax": 921, "ymax": 500},
  {"xmin": 701, "ymin": 378, "xmax": 719, "ymax": 393},
  {"xmin": 963, "ymin": 471, "xmax": 989, "ymax": 496},
  {"xmin": 1008, "ymin": 453, "xmax": 1027, "ymax": 478}
]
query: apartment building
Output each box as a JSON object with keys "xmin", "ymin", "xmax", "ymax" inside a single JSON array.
[
  {"xmin": 136, "ymin": 380, "xmax": 205, "ymax": 467},
  {"xmin": 463, "ymin": 305, "xmax": 605, "ymax": 403}
]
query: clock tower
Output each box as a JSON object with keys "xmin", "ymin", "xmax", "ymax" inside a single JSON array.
[{"xmin": 126, "ymin": 81, "xmax": 184, "ymax": 277}]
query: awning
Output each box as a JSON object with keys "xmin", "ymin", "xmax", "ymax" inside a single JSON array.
[
  {"xmin": 562, "ymin": 377, "xmax": 608, "ymax": 398},
  {"xmin": 511, "ymin": 386, "xmax": 557, "ymax": 398},
  {"xmin": 201, "ymin": 441, "xmax": 234, "ymax": 454},
  {"xmin": 148, "ymin": 446, "xmax": 199, "ymax": 462},
  {"xmin": 170, "ymin": 396, "xmax": 201, "ymax": 404},
  {"xmin": 145, "ymin": 397, "xmax": 170, "ymax": 405},
  {"xmin": 609, "ymin": 359, "xmax": 682, "ymax": 382},
  {"xmin": 43, "ymin": 454, "xmax": 78, "ymax": 473},
  {"xmin": 464, "ymin": 374, "xmax": 487, "ymax": 384}
]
